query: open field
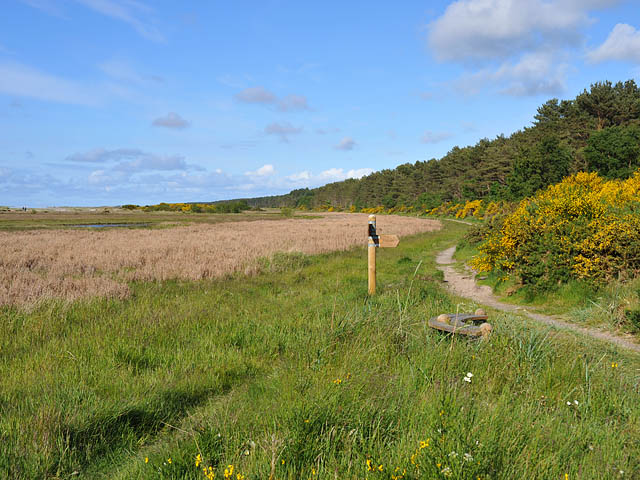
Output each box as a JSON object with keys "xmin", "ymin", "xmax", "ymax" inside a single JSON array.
[
  {"xmin": 1, "ymin": 221, "xmax": 639, "ymax": 479},
  {"xmin": 0, "ymin": 213, "xmax": 440, "ymax": 307}
]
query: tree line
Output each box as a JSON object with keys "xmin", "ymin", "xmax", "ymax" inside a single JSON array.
[{"xmin": 241, "ymin": 80, "xmax": 640, "ymax": 210}]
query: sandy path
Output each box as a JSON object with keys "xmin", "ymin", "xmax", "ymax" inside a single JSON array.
[{"xmin": 436, "ymin": 246, "xmax": 640, "ymax": 353}]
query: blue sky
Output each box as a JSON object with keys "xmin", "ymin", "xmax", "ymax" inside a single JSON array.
[{"xmin": 1, "ymin": 0, "xmax": 640, "ymax": 206}]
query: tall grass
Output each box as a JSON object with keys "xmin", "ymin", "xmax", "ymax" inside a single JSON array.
[
  {"xmin": 0, "ymin": 213, "xmax": 439, "ymax": 307},
  {"xmin": 0, "ymin": 222, "xmax": 638, "ymax": 479}
]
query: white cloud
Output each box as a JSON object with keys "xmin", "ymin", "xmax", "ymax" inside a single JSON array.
[
  {"xmin": 0, "ymin": 62, "xmax": 98, "ymax": 105},
  {"xmin": 588, "ymin": 23, "xmax": 640, "ymax": 64},
  {"xmin": 335, "ymin": 137, "xmax": 356, "ymax": 151},
  {"xmin": 235, "ymin": 86, "xmax": 311, "ymax": 112},
  {"xmin": 245, "ymin": 164, "xmax": 275, "ymax": 177},
  {"xmin": 264, "ymin": 122, "xmax": 303, "ymax": 142},
  {"xmin": 277, "ymin": 94, "xmax": 311, "ymax": 112},
  {"xmin": 421, "ymin": 130, "xmax": 453, "ymax": 144},
  {"xmin": 428, "ymin": 0, "xmax": 592, "ymax": 62},
  {"xmin": 285, "ymin": 167, "xmax": 374, "ymax": 186},
  {"xmin": 152, "ymin": 112, "xmax": 190, "ymax": 129},
  {"xmin": 457, "ymin": 51, "xmax": 567, "ymax": 96},
  {"xmin": 73, "ymin": 0, "xmax": 163, "ymax": 42},
  {"xmin": 235, "ymin": 86, "xmax": 277, "ymax": 104},
  {"xmin": 427, "ymin": 0, "xmax": 619, "ymax": 96},
  {"xmin": 66, "ymin": 148, "xmax": 201, "ymax": 174}
]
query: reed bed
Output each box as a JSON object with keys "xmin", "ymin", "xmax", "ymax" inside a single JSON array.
[{"xmin": 0, "ymin": 213, "xmax": 440, "ymax": 307}]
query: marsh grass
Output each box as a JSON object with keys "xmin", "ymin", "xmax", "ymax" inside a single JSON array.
[
  {"xmin": 1, "ymin": 222, "xmax": 638, "ymax": 479},
  {"xmin": 0, "ymin": 213, "xmax": 439, "ymax": 307}
]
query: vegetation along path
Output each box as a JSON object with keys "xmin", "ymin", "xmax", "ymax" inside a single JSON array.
[{"xmin": 436, "ymin": 245, "xmax": 640, "ymax": 353}]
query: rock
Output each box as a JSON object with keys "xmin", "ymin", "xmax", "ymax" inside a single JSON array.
[
  {"xmin": 437, "ymin": 313, "xmax": 450, "ymax": 324},
  {"xmin": 480, "ymin": 322, "xmax": 493, "ymax": 338}
]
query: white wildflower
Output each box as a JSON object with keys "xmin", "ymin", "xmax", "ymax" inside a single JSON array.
[
  {"xmin": 448, "ymin": 451, "xmax": 458, "ymax": 458},
  {"xmin": 463, "ymin": 453, "xmax": 474, "ymax": 462}
]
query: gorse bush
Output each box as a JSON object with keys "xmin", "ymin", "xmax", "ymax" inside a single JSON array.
[{"xmin": 473, "ymin": 170, "xmax": 640, "ymax": 290}]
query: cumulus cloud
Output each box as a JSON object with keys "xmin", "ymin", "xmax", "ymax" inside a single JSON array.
[
  {"xmin": 427, "ymin": 0, "xmax": 619, "ymax": 96},
  {"xmin": 235, "ymin": 86, "xmax": 311, "ymax": 112},
  {"xmin": 428, "ymin": 0, "xmax": 592, "ymax": 62},
  {"xmin": 264, "ymin": 122, "xmax": 303, "ymax": 142},
  {"xmin": 335, "ymin": 137, "xmax": 356, "ymax": 151},
  {"xmin": 152, "ymin": 112, "xmax": 190, "ymax": 129},
  {"xmin": 245, "ymin": 164, "xmax": 275, "ymax": 177},
  {"xmin": 421, "ymin": 130, "xmax": 453, "ymax": 144},
  {"xmin": 588, "ymin": 23, "xmax": 640, "ymax": 64},
  {"xmin": 457, "ymin": 52, "xmax": 567, "ymax": 96}
]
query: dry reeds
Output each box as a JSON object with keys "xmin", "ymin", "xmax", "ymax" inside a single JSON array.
[{"xmin": 0, "ymin": 213, "xmax": 440, "ymax": 307}]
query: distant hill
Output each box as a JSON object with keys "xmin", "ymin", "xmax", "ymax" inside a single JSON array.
[{"xmin": 236, "ymin": 80, "xmax": 640, "ymax": 210}]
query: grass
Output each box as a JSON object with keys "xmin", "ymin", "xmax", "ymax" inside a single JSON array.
[{"xmin": 1, "ymin": 222, "xmax": 639, "ymax": 479}]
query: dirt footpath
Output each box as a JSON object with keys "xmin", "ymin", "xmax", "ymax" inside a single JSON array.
[{"xmin": 436, "ymin": 246, "xmax": 640, "ymax": 353}]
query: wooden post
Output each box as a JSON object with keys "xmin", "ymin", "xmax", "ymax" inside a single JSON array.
[
  {"xmin": 367, "ymin": 215, "xmax": 399, "ymax": 295},
  {"xmin": 368, "ymin": 215, "xmax": 376, "ymax": 295}
]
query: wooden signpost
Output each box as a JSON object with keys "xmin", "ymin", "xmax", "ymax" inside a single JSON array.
[{"xmin": 368, "ymin": 215, "xmax": 399, "ymax": 294}]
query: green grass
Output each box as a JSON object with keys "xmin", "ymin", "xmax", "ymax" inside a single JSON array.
[{"xmin": 1, "ymin": 222, "xmax": 638, "ymax": 479}]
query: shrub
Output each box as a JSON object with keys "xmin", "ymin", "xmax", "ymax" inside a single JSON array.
[{"xmin": 473, "ymin": 170, "xmax": 640, "ymax": 290}]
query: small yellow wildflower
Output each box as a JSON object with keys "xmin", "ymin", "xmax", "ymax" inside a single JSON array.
[
  {"xmin": 167, "ymin": 458, "xmax": 172, "ymax": 464},
  {"xmin": 224, "ymin": 464, "xmax": 234, "ymax": 479},
  {"xmin": 367, "ymin": 459, "xmax": 374, "ymax": 471},
  {"xmin": 378, "ymin": 464, "xmax": 383, "ymax": 472},
  {"xmin": 281, "ymin": 459, "xmax": 285, "ymax": 465},
  {"xmin": 419, "ymin": 439, "xmax": 430, "ymax": 449},
  {"xmin": 333, "ymin": 378, "xmax": 342, "ymax": 385},
  {"xmin": 565, "ymin": 474, "xmax": 569, "ymax": 480},
  {"xmin": 144, "ymin": 457, "xmax": 148, "ymax": 464},
  {"xmin": 196, "ymin": 454, "xmax": 202, "ymax": 467},
  {"xmin": 437, "ymin": 463, "xmax": 441, "ymax": 468},
  {"xmin": 611, "ymin": 362, "xmax": 619, "ymax": 368},
  {"xmin": 304, "ymin": 419, "xmax": 310, "ymax": 423},
  {"xmin": 236, "ymin": 474, "xmax": 245, "ymax": 480},
  {"xmin": 346, "ymin": 372, "xmax": 352, "ymax": 379},
  {"xmin": 311, "ymin": 467, "xmax": 316, "ymax": 475},
  {"xmin": 439, "ymin": 410, "xmax": 444, "ymax": 416}
]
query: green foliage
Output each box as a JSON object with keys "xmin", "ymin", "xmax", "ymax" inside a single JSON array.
[
  {"xmin": 507, "ymin": 136, "xmax": 572, "ymax": 199},
  {"xmin": 584, "ymin": 124, "xmax": 640, "ymax": 179},
  {"xmin": 121, "ymin": 204, "xmax": 139, "ymax": 210}
]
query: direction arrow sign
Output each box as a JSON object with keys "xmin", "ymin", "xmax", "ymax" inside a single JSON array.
[{"xmin": 373, "ymin": 234, "xmax": 399, "ymax": 248}]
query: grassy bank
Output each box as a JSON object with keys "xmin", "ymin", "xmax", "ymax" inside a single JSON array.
[{"xmin": 1, "ymin": 221, "xmax": 638, "ymax": 479}]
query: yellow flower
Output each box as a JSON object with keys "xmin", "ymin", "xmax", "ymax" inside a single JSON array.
[
  {"xmin": 420, "ymin": 439, "xmax": 430, "ymax": 449},
  {"xmin": 196, "ymin": 454, "xmax": 202, "ymax": 467},
  {"xmin": 167, "ymin": 458, "xmax": 172, "ymax": 464},
  {"xmin": 611, "ymin": 362, "xmax": 618, "ymax": 368},
  {"xmin": 144, "ymin": 457, "xmax": 148, "ymax": 464},
  {"xmin": 236, "ymin": 475, "xmax": 245, "ymax": 480},
  {"xmin": 378, "ymin": 464, "xmax": 383, "ymax": 471},
  {"xmin": 333, "ymin": 378, "xmax": 342, "ymax": 385},
  {"xmin": 281, "ymin": 459, "xmax": 285, "ymax": 465},
  {"xmin": 367, "ymin": 459, "xmax": 374, "ymax": 471}
]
